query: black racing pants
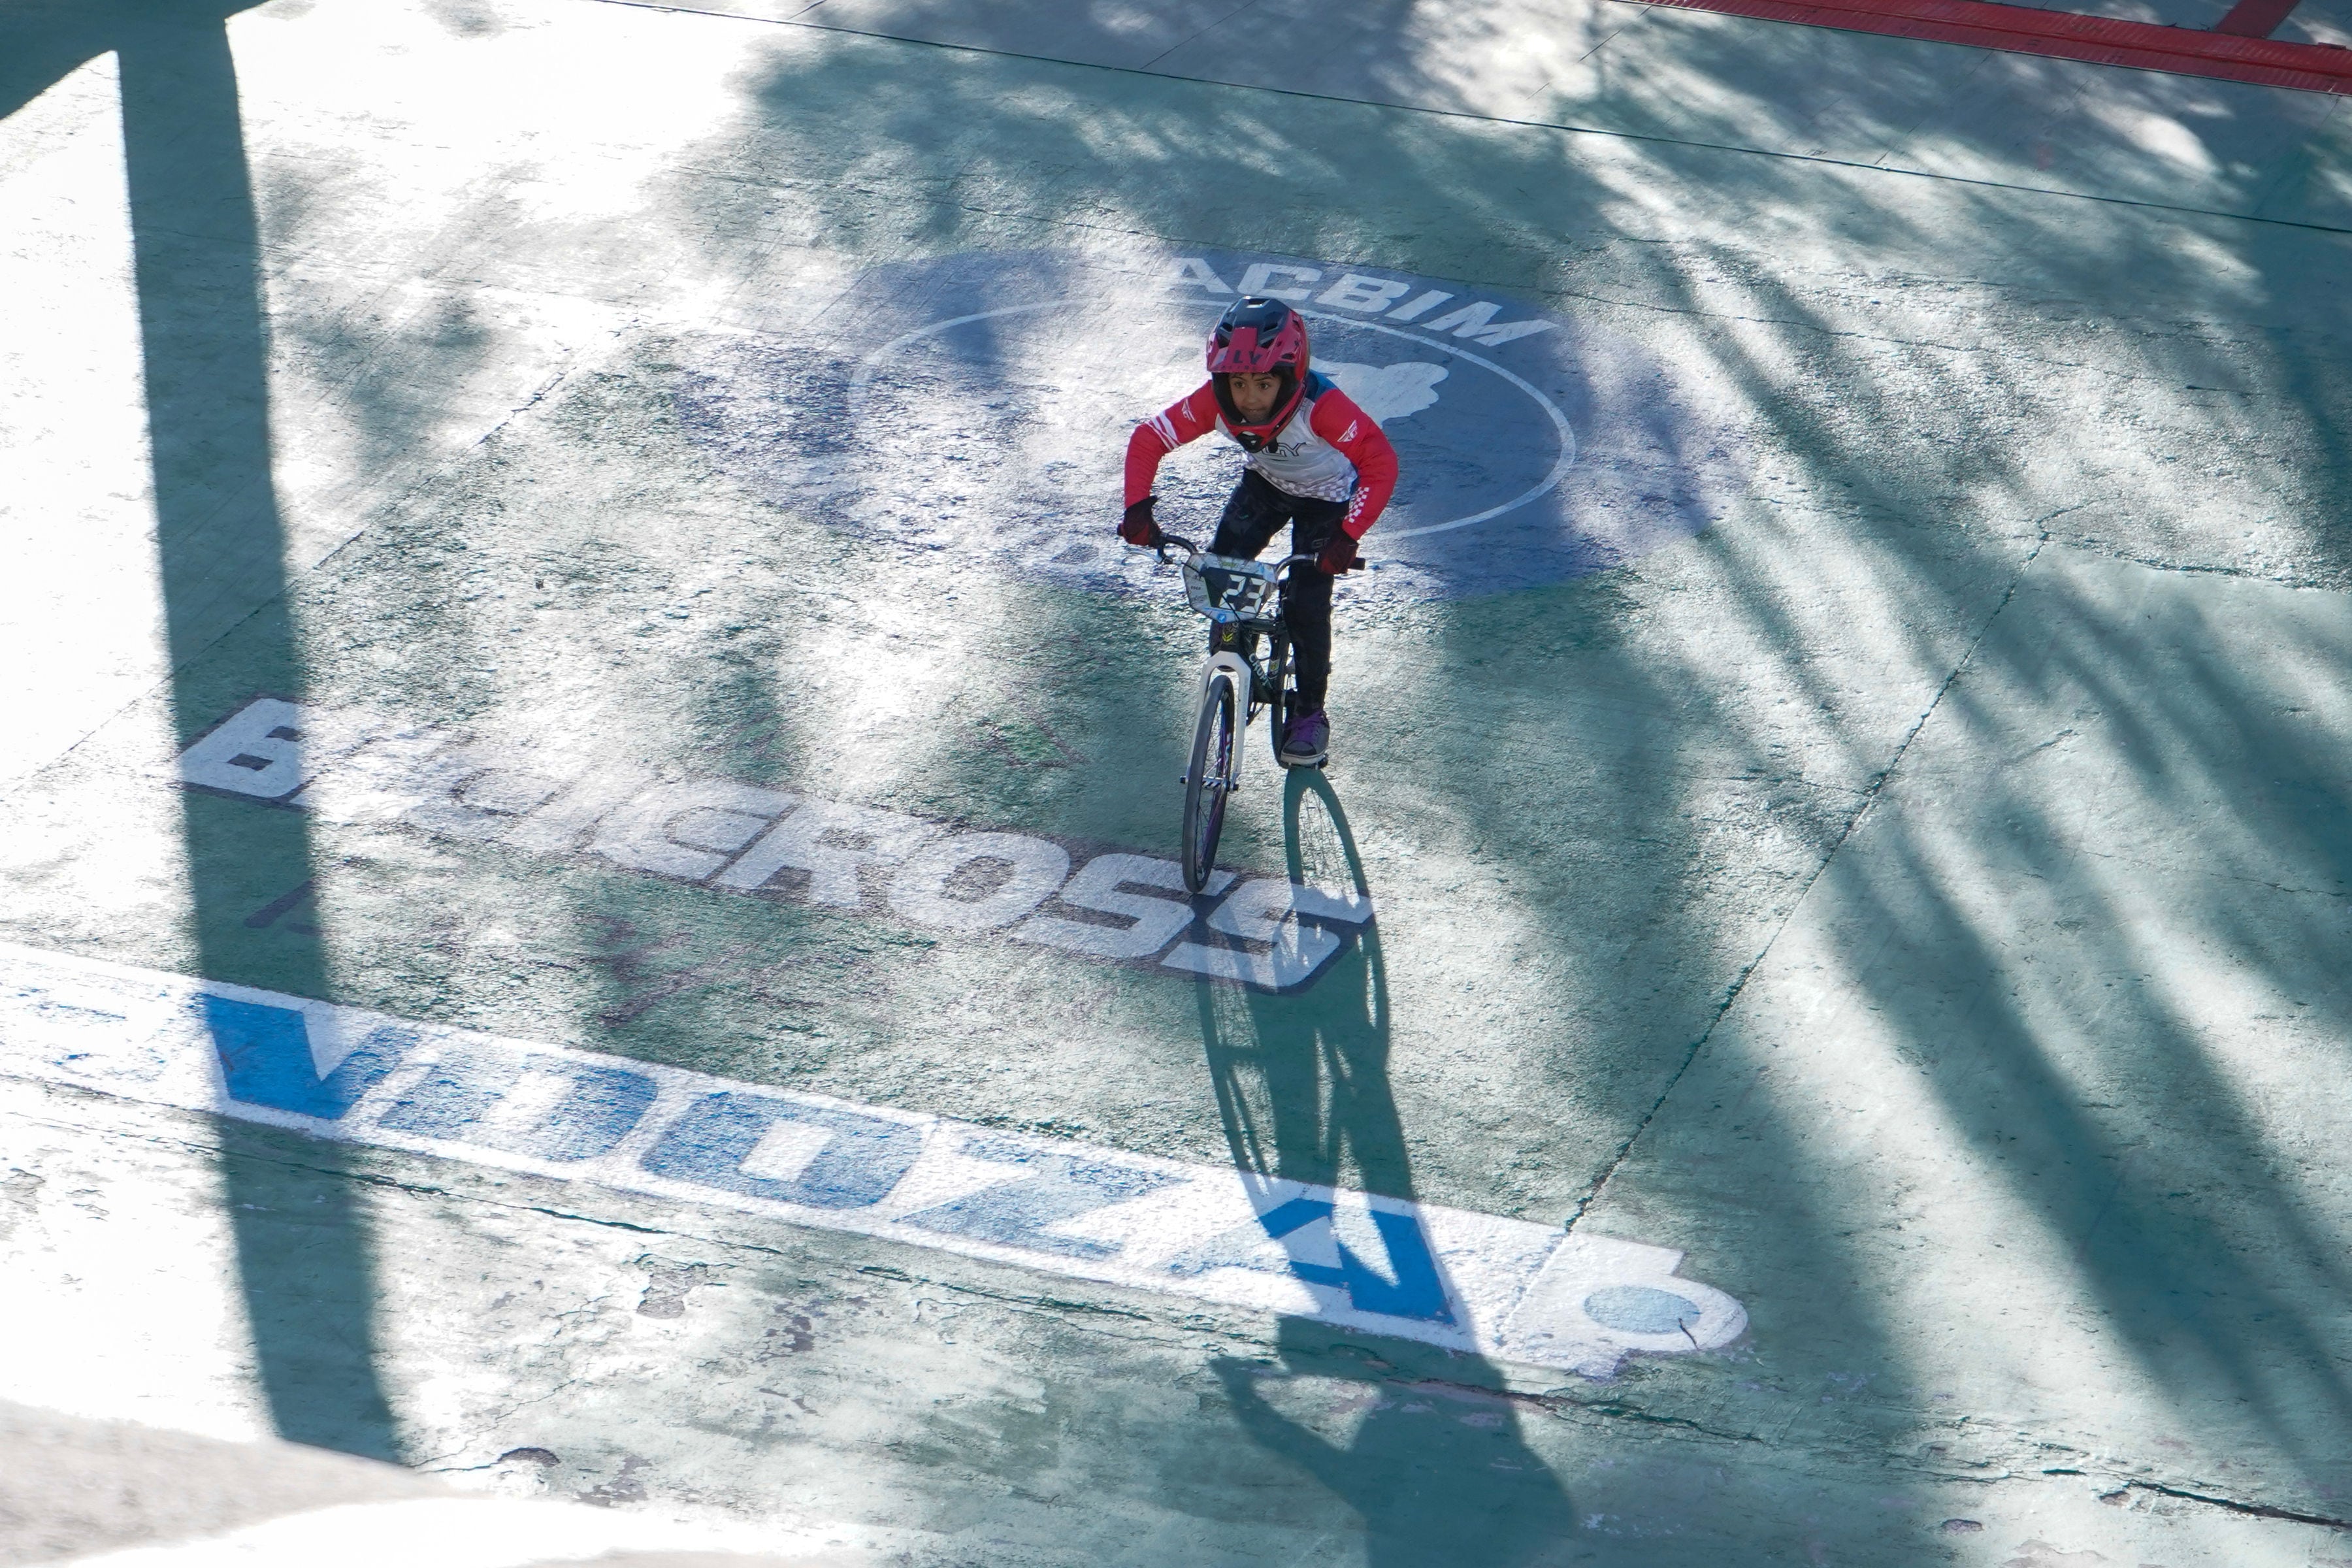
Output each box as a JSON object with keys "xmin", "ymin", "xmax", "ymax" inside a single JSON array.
[{"xmin": 1209, "ymin": 468, "xmax": 1345, "ymax": 710}]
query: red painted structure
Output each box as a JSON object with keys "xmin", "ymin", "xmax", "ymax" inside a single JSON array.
[
  {"xmin": 1622, "ymin": 0, "xmax": 2352, "ymax": 92},
  {"xmin": 2213, "ymin": 0, "xmax": 2304, "ymax": 35}
]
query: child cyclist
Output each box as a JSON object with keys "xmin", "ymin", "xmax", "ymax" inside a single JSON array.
[{"xmin": 1119, "ymin": 296, "xmax": 1399, "ymax": 768}]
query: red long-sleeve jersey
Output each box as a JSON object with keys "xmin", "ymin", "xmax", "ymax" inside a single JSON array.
[{"xmin": 1124, "ymin": 372, "xmax": 1399, "ymax": 540}]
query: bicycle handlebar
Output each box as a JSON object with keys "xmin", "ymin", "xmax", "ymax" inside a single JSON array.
[{"xmin": 1154, "ymin": 534, "xmax": 1320, "ymax": 580}]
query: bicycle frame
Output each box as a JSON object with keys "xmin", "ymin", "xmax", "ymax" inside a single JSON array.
[
  {"xmin": 1166, "ymin": 537, "xmax": 1312, "ymax": 734},
  {"xmin": 1160, "ymin": 534, "xmax": 1319, "ymax": 890}
]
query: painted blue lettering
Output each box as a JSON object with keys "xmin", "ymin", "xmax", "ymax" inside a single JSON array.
[
  {"xmin": 1336, "ymin": 1207, "xmax": 1455, "ymax": 1323},
  {"xmin": 640, "ymin": 1092, "xmax": 923, "ymax": 1209},
  {"xmin": 202, "ymin": 994, "xmax": 410, "ymax": 1119},
  {"xmin": 1169, "ymin": 1197, "xmax": 1455, "ymax": 1323},
  {"xmin": 376, "ymin": 1047, "xmax": 655, "ymax": 1162},
  {"xmin": 900, "ymin": 1136, "xmax": 1182, "ymax": 1260}
]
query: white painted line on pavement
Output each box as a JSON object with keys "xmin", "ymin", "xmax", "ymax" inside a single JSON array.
[{"xmin": 0, "ymin": 941, "xmax": 1746, "ymax": 1378}]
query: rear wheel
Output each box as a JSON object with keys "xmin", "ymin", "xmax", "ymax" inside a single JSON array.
[{"xmin": 1182, "ymin": 670, "xmax": 1238, "ymax": 893}]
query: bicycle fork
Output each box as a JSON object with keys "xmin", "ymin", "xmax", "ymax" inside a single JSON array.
[{"xmin": 1181, "ymin": 649, "xmax": 1253, "ymax": 792}]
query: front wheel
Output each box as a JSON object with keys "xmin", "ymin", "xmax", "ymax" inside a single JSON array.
[{"xmin": 1182, "ymin": 669, "xmax": 1238, "ymax": 893}]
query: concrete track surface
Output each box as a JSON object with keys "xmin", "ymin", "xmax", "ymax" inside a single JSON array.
[{"xmin": 5, "ymin": 0, "xmax": 2352, "ymax": 1561}]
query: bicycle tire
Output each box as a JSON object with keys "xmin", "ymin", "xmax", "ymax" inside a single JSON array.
[{"xmin": 1182, "ymin": 669, "xmax": 1237, "ymax": 894}]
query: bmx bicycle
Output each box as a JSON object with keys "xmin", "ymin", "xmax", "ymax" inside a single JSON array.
[{"xmin": 1155, "ymin": 532, "xmax": 1322, "ymax": 894}]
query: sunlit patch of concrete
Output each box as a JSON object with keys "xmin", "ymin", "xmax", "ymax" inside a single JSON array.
[
  {"xmin": 0, "ymin": 1082, "xmax": 269, "ymax": 1443},
  {"xmin": 0, "ymin": 53, "xmax": 174, "ymax": 793}
]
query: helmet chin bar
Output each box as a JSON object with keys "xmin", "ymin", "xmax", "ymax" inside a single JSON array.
[{"xmin": 1212, "ymin": 367, "xmax": 1303, "ymax": 451}]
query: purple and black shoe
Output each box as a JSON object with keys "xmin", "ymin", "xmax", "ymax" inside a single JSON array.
[{"xmin": 1279, "ymin": 707, "xmax": 1329, "ymax": 768}]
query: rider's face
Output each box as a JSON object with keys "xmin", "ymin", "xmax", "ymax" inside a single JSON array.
[{"xmin": 1226, "ymin": 372, "xmax": 1281, "ymax": 423}]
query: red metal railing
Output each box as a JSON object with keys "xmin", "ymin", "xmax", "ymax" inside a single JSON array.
[{"xmin": 1621, "ymin": 0, "xmax": 2352, "ymax": 92}]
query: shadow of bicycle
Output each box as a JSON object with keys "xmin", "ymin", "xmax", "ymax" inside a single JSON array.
[{"xmin": 1197, "ymin": 768, "xmax": 1580, "ymax": 1566}]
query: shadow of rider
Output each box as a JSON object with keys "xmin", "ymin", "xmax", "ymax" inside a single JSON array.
[{"xmin": 1198, "ymin": 769, "xmax": 1580, "ymax": 1567}]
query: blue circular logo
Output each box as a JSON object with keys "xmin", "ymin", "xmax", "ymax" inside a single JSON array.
[{"xmin": 678, "ymin": 248, "xmax": 1746, "ymax": 600}]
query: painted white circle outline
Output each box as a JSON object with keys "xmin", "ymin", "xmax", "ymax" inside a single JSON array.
[{"xmin": 851, "ymin": 298, "xmax": 1576, "ymax": 546}]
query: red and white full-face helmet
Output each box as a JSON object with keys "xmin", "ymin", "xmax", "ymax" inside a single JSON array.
[{"xmin": 1207, "ymin": 296, "xmax": 1310, "ymax": 452}]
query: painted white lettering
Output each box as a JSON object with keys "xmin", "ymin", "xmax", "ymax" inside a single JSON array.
[
  {"xmin": 298, "ymin": 729, "xmax": 457, "ymax": 825},
  {"xmin": 1420, "ymin": 300, "xmax": 1556, "ymax": 346},
  {"xmin": 1387, "ymin": 290, "xmax": 1453, "ymax": 322},
  {"xmin": 1013, "ymin": 853, "xmax": 1226, "ymax": 960},
  {"xmin": 1160, "ymin": 878, "xmax": 1374, "ymax": 988},
  {"xmin": 592, "ymin": 780, "xmax": 799, "ymax": 880},
  {"xmin": 404, "ymin": 745, "xmax": 567, "ymax": 843},
  {"xmin": 1214, "ymin": 877, "xmax": 1375, "ymax": 935},
  {"xmin": 1162, "ymin": 926, "xmax": 1337, "ymax": 989},
  {"xmin": 169, "ymin": 698, "xmax": 1369, "ymax": 994},
  {"xmin": 1316, "ymin": 274, "xmax": 1412, "ymax": 313},
  {"xmin": 505, "ymin": 764, "xmax": 659, "ymax": 855},
  {"xmin": 890, "ymin": 832, "xmax": 1071, "ymax": 933},
  {"xmin": 1237, "ymin": 263, "xmax": 1323, "ymax": 301},
  {"xmin": 1168, "ymin": 257, "xmax": 1235, "ymax": 295},
  {"xmin": 177, "ymin": 698, "xmax": 323, "ymax": 798},
  {"xmin": 713, "ymin": 801, "xmax": 932, "ymax": 905}
]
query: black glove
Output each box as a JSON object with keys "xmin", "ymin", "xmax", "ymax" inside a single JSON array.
[
  {"xmin": 1119, "ymin": 497, "xmax": 1162, "ymax": 548},
  {"xmin": 1318, "ymin": 531, "xmax": 1363, "ymax": 574}
]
